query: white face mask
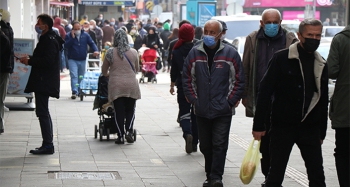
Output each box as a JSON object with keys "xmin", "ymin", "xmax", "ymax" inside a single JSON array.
[
  {"xmin": 89, "ymin": 25, "xmax": 94, "ymax": 29},
  {"xmin": 75, "ymin": 30, "xmax": 81, "ymax": 36},
  {"xmin": 220, "ymin": 34, "xmax": 226, "ymax": 40},
  {"xmin": 83, "ymin": 27, "xmax": 89, "ymax": 31}
]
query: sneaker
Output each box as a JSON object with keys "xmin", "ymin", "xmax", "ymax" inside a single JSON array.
[
  {"xmin": 185, "ymin": 134, "xmax": 193, "ymax": 153},
  {"xmin": 0, "ymin": 129, "xmax": 4, "ymax": 134},
  {"xmin": 30, "ymin": 145, "xmax": 54, "ymax": 155},
  {"xmin": 211, "ymin": 179, "xmax": 223, "ymax": 187},
  {"xmin": 203, "ymin": 179, "xmax": 211, "ymax": 187},
  {"xmin": 115, "ymin": 136, "xmax": 124, "ymax": 144},
  {"xmin": 125, "ymin": 131, "xmax": 134, "ymax": 143},
  {"xmin": 71, "ymin": 94, "xmax": 76, "ymax": 99}
]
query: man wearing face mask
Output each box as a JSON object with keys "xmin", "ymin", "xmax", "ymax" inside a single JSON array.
[
  {"xmin": 19, "ymin": 14, "xmax": 65, "ymax": 154},
  {"xmin": 89, "ymin": 20, "xmax": 103, "ymax": 51},
  {"xmin": 252, "ymin": 18, "xmax": 327, "ymax": 187},
  {"xmin": 110, "ymin": 18, "xmax": 118, "ymax": 31},
  {"xmin": 241, "ymin": 8, "xmax": 297, "ymax": 183},
  {"xmin": 65, "ymin": 21, "xmax": 99, "ymax": 99},
  {"xmin": 182, "ymin": 20, "xmax": 244, "ymax": 187},
  {"xmin": 83, "ymin": 21, "xmax": 97, "ymax": 53}
]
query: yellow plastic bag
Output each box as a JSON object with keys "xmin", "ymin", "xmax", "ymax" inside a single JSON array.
[{"xmin": 239, "ymin": 139, "xmax": 261, "ymax": 184}]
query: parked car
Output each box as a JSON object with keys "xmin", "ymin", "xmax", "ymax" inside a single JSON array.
[
  {"xmin": 281, "ymin": 19, "xmax": 300, "ymax": 36},
  {"xmin": 316, "ymin": 41, "xmax": 335, "ymax": 99},
  {"xmin": 322, "ymin": 26, "xmax": 345, "ymax": 38},
  {"xmin": 232, "ymin": 36, "xmax": 246, "ymax": 59}
]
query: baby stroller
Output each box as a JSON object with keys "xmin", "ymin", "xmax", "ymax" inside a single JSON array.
[
  {"xmin": 138, "ymin": 47, "xmax": 158, "ymax": 83},
  {"xmin": 93, "ymin": 74, "xmax": 137, "ymax": 141}
]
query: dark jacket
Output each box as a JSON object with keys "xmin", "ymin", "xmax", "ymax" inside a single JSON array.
[
  {"xmin": 65, "ymin": 30, "xmax": 98, "ymax": 61},
  {"xmin": 0, "ymin": 20, "xmax": 14, "ymax": 73},
  {"xmin": 171, "ymin": 42, "xmax": 194, "ymax": 89},
  {"xmin": 24, "ymin": 30, "xmax": 65, "ymax": 98},
  {"xmin": 142, "ymin": 33, "xmax": 161, "ymax": 50},
  {"xmin": 0, "ymin": 30, "xmax": 11, "ymax": 73},
  {"xmin": 253, "ymin": 42, "xmax": 328, "ymax": 140},
  {"xmin": 86, "ymin": 29, "xmax": 97, "ymax": 53},
  {"xmin": 243, "ymin": 27, "xmax": 298, "ymax": 117},
  {"xmin": 160, "ymin": 30, "xmax": 172, "ymax": 51},
  {"xmin": 91, "ymin": 26, "xmax": 103, "ymax": 51},
  {"xmin": 327, "ymin": 24, "xmax": 350, "ymax": 129},
  {"xmin": 182, "ymin": 41, "xmax": 245, "ymax": 119}
]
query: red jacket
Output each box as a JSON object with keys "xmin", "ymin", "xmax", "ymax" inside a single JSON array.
[{"xmin": 54, "ymin": 17, "xmax": 66, "ymax": 40}]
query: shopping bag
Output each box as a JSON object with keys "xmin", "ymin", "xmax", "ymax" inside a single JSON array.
[{"xmin": 239, "ymin": 139, "xmax": 261, "ymax": 184}]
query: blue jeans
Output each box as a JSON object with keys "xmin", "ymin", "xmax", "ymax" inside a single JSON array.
[
  {"xmin": 60, "ymin": 51, "xmax": 66, "ymax": 71},
  {"xmin": 68, "ymin": 59, "xmax": 86, "ymax": 94}
]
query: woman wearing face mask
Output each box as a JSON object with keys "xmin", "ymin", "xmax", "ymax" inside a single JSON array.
[
  {"xmin": 129, "ymin": 26, "xmax": 143, "ymax": 51},
  {"xmin": 142, "ymin": 26, "xmax": 161, "ymax": 50},
  {"xmin": 101, "ymin": 42, "xmax": 112, "ymax": 61}
]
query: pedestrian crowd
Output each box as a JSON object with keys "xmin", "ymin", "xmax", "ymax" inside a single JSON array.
[{"xmin": 0, "ymin": 8, "xmax": 349, "ymax": 187}]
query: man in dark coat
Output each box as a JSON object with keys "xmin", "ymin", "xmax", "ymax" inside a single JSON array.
[
  {"xmin": 20, "ymin": 14, "xmax": 65, "ymax": 155},
  {"xmin": 0, "ymin": 9, "xmax": 14, "ymax": 134}
]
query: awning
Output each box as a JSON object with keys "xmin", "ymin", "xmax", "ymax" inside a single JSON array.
[{"xmin": 50, "ymin": 1, "xmax": 75, "ymax": 7}]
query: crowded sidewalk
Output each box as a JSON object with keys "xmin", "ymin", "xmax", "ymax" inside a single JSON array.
[{"xmin": 0, "ymin": 71, "xmax": 339, "ymax": 187}]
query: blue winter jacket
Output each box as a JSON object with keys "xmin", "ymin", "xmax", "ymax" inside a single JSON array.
[
  {"xmin": 65, "ymin": 30, "xmax": 98, "ymax": 61},
  {"xmin": 182, "ymin": 41, "xmax": 245, "ymax": 119}
]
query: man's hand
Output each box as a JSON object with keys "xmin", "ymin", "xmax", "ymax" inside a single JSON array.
[
  {"xmin": 71, "ymin": 31, "xmax": 75, "ymax": 38},
  {"xmin": 242, "ymin": 98, "xmax": 248, "ymax": 107},
  {"xmin": 170, "ymin": 87, "xmax": 175, "ymax": 95},
  {"xmin": 93, "ymin": 51, "xmax": 99, "ymax": 57},
  {"xmin": 19, "ymin": 56, "xmax": 29, "ymax": 65},
  {"xmin": 235, "ymin": 100, "xmax": 240, "ymax": 108},
  {"xmin": 154, "ymin": 44, "xmax": 158, "ymax": 49},
  {"xmin": 252, "ymin": 131, "xmax": 266, "ymax": 141}
]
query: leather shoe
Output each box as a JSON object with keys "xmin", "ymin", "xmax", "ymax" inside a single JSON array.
[
  {"xmin": 125, "ymin": 131, "xmax": 134, "ymax": 143},
  {"xmin": 211, "ymin": 179, "xmax": 223, "ymax": 187},
  {"xmin": 203, "ymin": 179, "xmax": 211, "ymax": 187},
  {"xmin": 30, "ymin": 146, "xmax": 54, "ymax": 155},
  {"xmin": 0, "ymin": 129, "xmax": 4, "ymax": 134},
  {"xmin": 115, "ymin": 136, "xmax": 124, "ymax": 144}
]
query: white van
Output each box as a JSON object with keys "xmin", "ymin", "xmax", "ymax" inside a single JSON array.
[{"xmin": 211, "ymin": 13, "xmax": 261, "ymax": 41}]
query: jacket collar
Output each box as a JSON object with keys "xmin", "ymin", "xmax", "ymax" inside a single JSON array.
[
  {"xmin": 288, "ymin": 41, "xmax": 325, "ymax": 65},
  {"xmin": 196, "ymin": 40, "xmax": 224, "ymax": 54}
]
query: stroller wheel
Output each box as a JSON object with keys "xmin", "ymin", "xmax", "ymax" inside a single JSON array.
[
  {"xmin": 106, "ymin": 128, "xmax": 110, "ymax": 141},
  {"xmin": 133, "ymin": 129, "xmax": 137, "ymax": 141},
  {"xmin": 94, "ymin": 125, "xmax": 98, "ymax": 139},
  {"xmin": 99, "ymin": 128, "xmax": 103, "ymax": 141}
]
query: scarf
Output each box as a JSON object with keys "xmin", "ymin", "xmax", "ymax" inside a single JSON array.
[{"xmin": 113, "ymin": 29, "xmax": 130, "ymax": 59}]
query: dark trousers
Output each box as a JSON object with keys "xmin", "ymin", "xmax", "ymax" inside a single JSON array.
[
  {"xmin": 260, "ymin": 103, "xmax": 272, "ymax": 178},
  {"xmin": 34, "ymin": 92, "xmax": 53, "ymax": 146},
  {"xmin": 265, "ymin": 126, "xmax": 325, "ymax": 187},
  {"xmin": 177, "ymin": 91, "xmax": 198, "ymax": 145},
  {"xmin": 196, "ymin": 115, "xmax": 232, "ymax": 180},
  {"xmin": 334, "ymin": 128, "xmax": 350, "ymax": 187},
  {"xmin": 113, "ymin": 97, "xmax": 136, "ymax": 137}
]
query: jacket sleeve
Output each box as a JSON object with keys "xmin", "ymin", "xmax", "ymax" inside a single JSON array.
[
  {"xmin": 253, "ymin": 53, "xmax": 281, "ymax": 131},
  {"xmin": 87, "ymin": 33, "xmax": 98, "ymax": 52},
  {"xmin": 96, "ymin": 28, "xmax": 103, "ymax": 41},
  {"xmin": 170, "ymin": 49, "xmax": 180, "ymax": 83},
  {"xmin": 327, "ymin": 36, "xmax": 340, "ymax": 79},
  {"xmin": 182, "ymin": 49, "xmax": 197, "ymax": 104},
  {"xmin": 64, "ymin": 32, "xmax": 74, "ymax": 49},
  {"xmin": 242, "ymin": 35, "xmax": 252, "ymax": 98},
  {"xmin": 319, "ymin": 64, "xmax": 329, "ymax": 140},
  {"xmin": 227, "ymin": 50, "xmax": 245, "ymax": 107}
]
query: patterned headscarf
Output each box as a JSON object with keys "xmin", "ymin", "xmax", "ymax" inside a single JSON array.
[{"xmin": 113, "ymin": 29, "xmax": 130, "ymax": 59}]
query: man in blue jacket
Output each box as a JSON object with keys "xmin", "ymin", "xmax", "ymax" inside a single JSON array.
[
  {"xmin": 182, "ymin": 20, "xmax": 245, "ymax": 187},
  {"xmin": 65, "ymin": 21, "xmax": 99, "ymax": 99}
]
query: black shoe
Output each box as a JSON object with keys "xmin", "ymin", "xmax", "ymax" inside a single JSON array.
[
  {"xmin": 203, "ymin": 179, "xmax": 211, "ymax": 187},
  {"xmin": 115, "ymin": 136, "xmax": 124, "ymax": 144},
  {"xmin": 185, "ymin": 134, "xmax": 193, "ymax": 153},
  {"xmin": 211, "ymin": 179, "xmax": 223, "ymax": 187},
  {"xmin": 0, "ymin": 129, "xmax": 4, "ymax": 134},
  {"xmin": 125, "ymin": 131, "xmax": 134, "ymax": 143},
  {"xmin": 71, "ymin": 94, "xmax": 76, "ymax": 99},
  {"xmin": 192, "ymin": 144, "xmax": 197, "ymax": 152},
  {"xmin": 30, "ymin": 145, "xmax": 54, "ymax": 155}
]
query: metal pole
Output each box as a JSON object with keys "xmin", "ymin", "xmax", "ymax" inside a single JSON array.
[{"xmin": 313, "ymin": 0, "xmax": 316, "ymax": 18}]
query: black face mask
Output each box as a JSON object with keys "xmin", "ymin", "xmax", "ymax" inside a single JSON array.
[{"xmin": 301, "ymin": 36, "xmax": 320, "ymax": 53}]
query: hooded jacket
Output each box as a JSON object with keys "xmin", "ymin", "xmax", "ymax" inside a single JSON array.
[
  {"xmin": 182, "ymin": 41, "xmax": 245, "ymax": 119},
  {"xmin": 53, "ymin": 17, "xmax": 66, "ymax": 40},
  {"xmin": 24, "ymin": 30, "xmax": 65, "ymax": 98},
  {"xmin": 253, "ymin": 42, "xmax": 328, "ymax": 140},
  {"xmin": 243, "ymin": 27, "xmax": 298, "ymax": 117},
  {"xmin": 327, "ymin": 24, "xmax": 350, "ymax": 129}
]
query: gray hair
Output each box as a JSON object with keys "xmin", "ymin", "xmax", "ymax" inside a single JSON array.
[
  {"xmin": 204, "ymin": 19, "xmax": 223, "ymax": 32},
  {"xmin": 299, "ymin": 18, "xmax": 323, "ymax": 34},
  {"xmin": 89, "ymin": 19, "xmax": 96, "ymax": 25},
  {"xmin": 261, "ymin": 8, "xmax": 281, "ymax": 21}
]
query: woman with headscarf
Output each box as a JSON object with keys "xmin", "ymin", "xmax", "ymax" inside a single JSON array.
[
  {"xmin": 142, "ymin": 25, "xmax": 161, "ymax": 50},
  {"xmin": 102, "ymin": 29, "xmax": 141, "ymax": 144},
  {"xmin": 169, "ymin": 23, "xmax": 198, "ymax": 154}
]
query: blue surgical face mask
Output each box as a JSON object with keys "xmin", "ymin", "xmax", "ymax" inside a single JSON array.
[
  {"xmin": 203, "ymin": 32, "xmax": 221, "ymax": 47},
  {"xmin": 35, "ymin": 25, "xmax": 42, "ymax": 34},
  {"xmin": 264, "ymin": 23, "xmax": 279, "ymax": 38}
]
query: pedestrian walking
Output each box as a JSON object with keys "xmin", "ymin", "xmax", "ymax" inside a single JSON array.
[
  {"xmin": 182, "ymin": 19, "xmax": 244, "ymax": 187},
  {"xmin": 252, "ymin": 18, "xmax": 327, "ymax": 187},
  {"xmin": 327, "ymin": 24, "xmax": 350, "ymax": 187},
  {"xmin": 19, "ymin": 14, "xmax": 65, "ymax": 154},
  {"xmin": 241, "ymin": 8, "xmax": 297, "ymax": 182}
]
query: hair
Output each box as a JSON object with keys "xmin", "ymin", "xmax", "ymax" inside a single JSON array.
[
  {"xmin": 37, "ymin": 14, "xmax": 54, "ymax": 30},
  {"xmin": 61, "ymin": 19, "xmax": 68, "ymax": 25},
  {"xmin": 299, "ymin": 18, "xmax": 323, "ymax": 34},
  {"xmin": 104, "ymin": 20, "xmax": 110, "ymax": 24},
  {"xmin": 104, "ymin": 41, "xmax": 112, "ymax": 47},
  {"xmin": 157, "ymin": 22, "xmax": 163, "ymax": 26},
  {"xmin": 179, "ymin": 20, "xmax": 191, "ymax": 28},
  {"xmin": 83, "ymin": 15, "xmax": 88, "ymax": 19},
  {"xmin": 168, "ymin": 28, "xmax": 179, "ymax": 40},
  {"xmin": 194, "ymin": 26, "xmax": 203, "ymax": 40},
  {"xmin": 52, "ymin": 15, "xmax": 59, "ymax": 20},
  {"xmin": 204, "ymin": 20, "xmax": 223, "ymax": 32},
  {"xmin": 261, "ymin": 8, "xmax": 281, "ymax": 22},
  {"xmin": 118, "ymin": 17, "xmax": 123, "ymax": 22},
  {"xmin": 89, "ymin": 19, "xmax": 96, "ymax": 25},
  {"xmin": 72, "ymin": 21, "xmax": 80, "ymax": 28}
]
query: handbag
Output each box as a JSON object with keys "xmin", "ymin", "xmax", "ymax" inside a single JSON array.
[{"xmin": 239, "ymin": 139, "xmax": 261, "ymax": 184}]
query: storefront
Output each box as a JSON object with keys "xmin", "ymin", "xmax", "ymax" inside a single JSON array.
[{"xmin": 50, "ymin": 0, "xmax": 74, "ymax": 20}]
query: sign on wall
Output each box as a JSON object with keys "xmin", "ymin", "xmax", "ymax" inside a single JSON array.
[{"xmin": 198, "ymin": 2, "xmax": 216, "ymax": 28}]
